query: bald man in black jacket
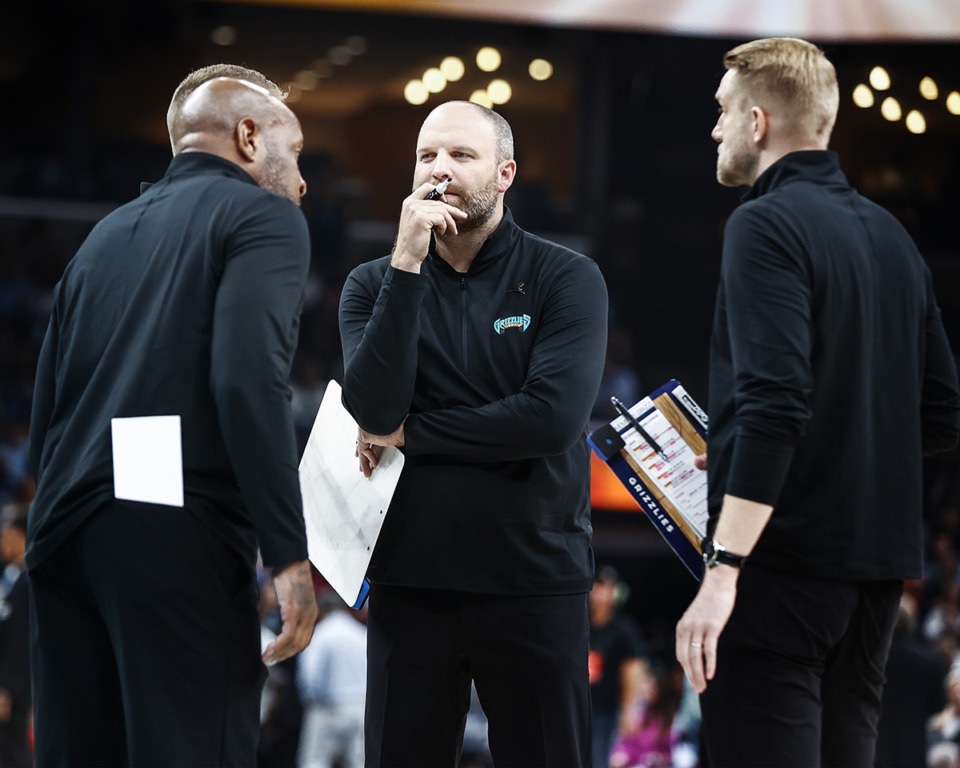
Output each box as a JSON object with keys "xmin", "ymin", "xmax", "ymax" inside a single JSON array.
[
  {"xmin": 28, "ymin": 73, "xmax": 317, "ymax": 765},
  {"xmin": 340, "ymin": 101, "xmax": 607, "ymax": 767}
]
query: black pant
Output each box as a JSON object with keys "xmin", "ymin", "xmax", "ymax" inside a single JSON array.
[
  {"xmin": 364, "ymin": 584, "xmax": 591, "ymax": 767},
  {"xmin": 29, "ymin": 501, "xmax": 266, "ymax": 767},
  {"xmin": 700, "ymin": 565, "xmax": 901, "ymax": 768}
]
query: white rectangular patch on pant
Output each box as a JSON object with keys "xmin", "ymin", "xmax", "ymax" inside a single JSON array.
[{"xmin": 111, "ymin": 415, "xmax": 184, "ymax": 507}]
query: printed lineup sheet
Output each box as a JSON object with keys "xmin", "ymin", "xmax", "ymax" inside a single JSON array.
[
  {"xmin": 612, "ymin": 399, "xmax": 709, "ymax": 542},
  {"xmin": 298, "ymin": 380, "xmax": 404, "ymax": 608},
  {"xmin": 588, "ymin": 380, "xmax": 709, "ymax": 579}
]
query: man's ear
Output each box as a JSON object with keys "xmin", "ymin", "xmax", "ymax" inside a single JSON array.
[
  {"xmin": 235, "ymin": 117, "xmax": 259, "ymax": 162},
  {"xmin": 751, "ymin": 106, "xmax": 769, "ymax": 145},
  {"xmin": 498, "ymin": 159, "xmax": 517, "ymax": 194}
]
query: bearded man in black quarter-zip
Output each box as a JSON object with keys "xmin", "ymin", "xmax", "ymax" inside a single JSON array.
[
  {"xmin": 675, "ymin": 38, "xmax": 960, "ymax": 767},
  {"xmin": 339, "ymin": 101, "xmax": 608, "ymax": 766}
]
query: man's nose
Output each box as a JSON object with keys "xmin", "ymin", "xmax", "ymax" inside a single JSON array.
[
  {"xmin": 431, "ymin": 153, "xmax": 453, "ymax": 181},
  {"xmin": 299, "ymin": 177, "xmax": 308, "ymax": 198},
  {"xmin": 711, "ymin": 122, "xmax": 722, "ymax": 143}
]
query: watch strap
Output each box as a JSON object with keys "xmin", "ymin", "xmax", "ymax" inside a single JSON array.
[{"xmin": 702, "ymin": 537, "xmax": 748, "ymax": 569}]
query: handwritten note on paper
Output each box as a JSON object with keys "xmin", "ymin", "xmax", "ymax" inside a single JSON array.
[{"xmin": 613, "ymin": 403, "xmax": 709, "ymax": 540}]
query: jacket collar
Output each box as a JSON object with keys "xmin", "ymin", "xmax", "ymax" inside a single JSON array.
[
  {"xmin": 141, "ymin": 152, "xmax": 258, "ymax": 194},
  {"xmin": 428, "ymin": 206, "xmax": 521, "ymax": 276},
  {"xmin": 744, "ymin": 150, "xmax": 848, "ymax": 201}
]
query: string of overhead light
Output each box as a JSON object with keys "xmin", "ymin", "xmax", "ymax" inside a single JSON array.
[
  {"xmin": 281, "ymin": 35, "xmax": 370, "ymax": 103},
  {"xmin": 852, "ymin": 66, "xmax": 960, "ymax": 135},
  {"xmin": 403, "ymin": 47, "xmax": 554, "ymax": 107},
  {"xmin": 209, "ymin": 26, "xmax": 550, "ymax": 110},
  {"xmin": 210, "ymin": 24, "xmax": 375, "ymax": 104}
]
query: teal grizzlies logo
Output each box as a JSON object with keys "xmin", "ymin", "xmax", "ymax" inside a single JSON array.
[{"xmin": 493, "ymin": 314, "xmax": 532, "ymax": 334}]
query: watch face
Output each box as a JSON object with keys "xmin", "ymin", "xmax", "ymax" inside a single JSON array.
[{"xmin": 702, "ymin": 539, "xmax": 717, "ymax": 567}]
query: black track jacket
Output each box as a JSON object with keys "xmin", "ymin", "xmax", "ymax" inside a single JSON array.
[
  {"xmin": 339, "ymin": 209, "xmax": 608, "ymax": 594},
  {"xmin": 708, "ymin": 151, "xmax": 960, "ymax": 580},
  {"xmin": 28, "ymin": 152, "xmax": 311, "ymax": 571}
]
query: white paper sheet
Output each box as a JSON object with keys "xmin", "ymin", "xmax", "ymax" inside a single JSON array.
[
  {"xmin": 299, "ymin": 380, "xmax": 404, "ymax": 608},
  {"xmin": 111, "ymin": 415, "xmax": 184, "ymax": 507}
]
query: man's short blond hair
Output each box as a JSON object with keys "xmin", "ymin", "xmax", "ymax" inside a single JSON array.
[{"xmin": 723, "ymin": 37, "xmax": 839, "ymax": 142}]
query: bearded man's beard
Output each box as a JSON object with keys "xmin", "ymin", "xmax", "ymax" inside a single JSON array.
[{"xmin": 450, "ymin": 174, "xmax": 500, "ymax": 232}]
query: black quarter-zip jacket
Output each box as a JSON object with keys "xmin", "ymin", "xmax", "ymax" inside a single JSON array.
[
  {"xmin": 27, "ymin": 153, "xmax": 311, "ymax": 572},
  {"xmin": 339, "ymin": 208, "xmax": 608, "ymax": 594},
  {"xmin": 708, "ymin": 151, "xmax": 960, "ymax": 580}
]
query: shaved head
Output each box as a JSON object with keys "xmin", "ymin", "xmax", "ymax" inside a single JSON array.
[
  {"xmin": 174, "ymin": 77, "xmax": 294, "ymax": 155},
  {"xmin": 173, "ymin": 77, "xmax": 307, "ymax": 205},
  {"xmin": 423, "ymin": 101, "xmax": 514, "ymax": 165},
  {"xmin": 167, "ymin": 64, "xmax": 284, "ymax": 152}
]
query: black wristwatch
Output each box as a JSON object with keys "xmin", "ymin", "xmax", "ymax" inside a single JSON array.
[{"xmin": 702, "ymin": 537, "xmax": 748, "ymax": 570}]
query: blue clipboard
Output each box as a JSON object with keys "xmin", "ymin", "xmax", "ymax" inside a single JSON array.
[{"xmin": 588, "ymin": 379, "xmax": 708, "ymax": 580}]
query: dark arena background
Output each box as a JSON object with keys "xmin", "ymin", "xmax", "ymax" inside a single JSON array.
[{"xmin": 1, "ymin": 1, "xmax": 959, "ymax": 765}]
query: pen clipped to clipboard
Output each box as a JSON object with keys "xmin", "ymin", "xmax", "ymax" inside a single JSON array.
[{"xmin": 588, "ymin": 380, "xmax": 709, "ymax": 580}]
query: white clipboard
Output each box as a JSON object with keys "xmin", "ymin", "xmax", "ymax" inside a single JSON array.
[{"xmin": 298, "ymin": 380, "xmax": 404, "ymax": 608}]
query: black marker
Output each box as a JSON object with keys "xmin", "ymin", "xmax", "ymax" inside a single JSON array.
[
  {"xmin": 610, "ymin": 396, "xmax": 669, "ymax": 461},
  {"xmin": 425, "ymin": 178, "xmax": 452, "ymax": 201}
]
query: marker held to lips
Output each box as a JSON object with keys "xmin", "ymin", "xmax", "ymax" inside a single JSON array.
[{"xmin": 425, "ymin": 178, "xmax": 452, "ymax": 200}]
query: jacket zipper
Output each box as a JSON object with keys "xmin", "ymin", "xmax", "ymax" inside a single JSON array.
[{"xmin": 460, "ymin": 276, "xmax": 468, "ymax": 372}]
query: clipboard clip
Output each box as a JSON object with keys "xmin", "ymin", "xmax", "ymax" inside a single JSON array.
[{"xmin": 591, "ymin": 423, "xmax": 625, "ymax": 461}]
